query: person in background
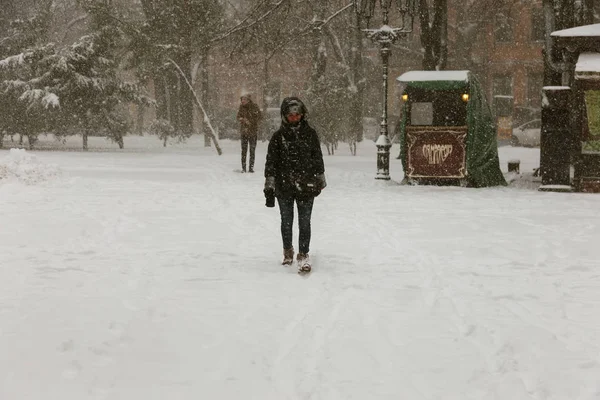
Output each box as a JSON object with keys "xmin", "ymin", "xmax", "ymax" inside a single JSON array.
[
  {"xmin": 263, "ymin": 97, "xmax": 326, "ymax": 273},
  {"xmin": 237, "ymin": 94, "xmax": 262, "ymax": 173}
]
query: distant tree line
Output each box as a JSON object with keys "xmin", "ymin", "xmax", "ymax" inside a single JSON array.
[
  {"xmin": 0, "ymin": 0, "xmax": 445, "ymax": 152},
  {"xmin": 1, "ymin": 0, "xmax": 597, "ymax": 151}
]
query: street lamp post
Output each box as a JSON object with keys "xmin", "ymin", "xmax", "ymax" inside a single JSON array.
[{"xmin": 355, "ymin": 0, "xmax": 417, "ymax": 180}]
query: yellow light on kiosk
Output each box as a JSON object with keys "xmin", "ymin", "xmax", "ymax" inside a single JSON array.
[
  {"xmin": 462, "ymin": 93, "xmax": 469, "ymax": 102},
  {"xmin": 402, "ymin": 94, "xmax": 409, "ymax": 102}
]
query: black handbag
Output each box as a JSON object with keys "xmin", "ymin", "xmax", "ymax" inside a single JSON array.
[{"xmin": 295, "ymin": 176, "xmax": 321, "ymax": 196}]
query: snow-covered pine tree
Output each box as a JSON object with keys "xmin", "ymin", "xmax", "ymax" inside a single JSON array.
[
  {"xmin": 1, "ymin": 1, "xmax": 151, "ymax": 150},
  {"xmin": 42, "ymin": 1, "xmax": 151, "ymax": 149},
  {"xmin": 0, "ymin": 1, "xmax": 54, "ymax": 149}
]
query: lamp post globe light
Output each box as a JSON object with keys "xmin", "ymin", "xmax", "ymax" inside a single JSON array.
[{"xmin": 354, "ymin": 0, "xmax": 417, "ymax": 180}]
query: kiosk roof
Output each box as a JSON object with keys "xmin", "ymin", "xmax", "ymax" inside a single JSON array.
[
  {"xmin": 397, "ymin": 70, "xmax": 470, "ymax": 83},
  {"xmin": 576, "ymin": 52, "xmax": 600, "ymax": 73},
  {"xmin": 551, "ymin": 23, "xmax": 600, "ymax": 37}
]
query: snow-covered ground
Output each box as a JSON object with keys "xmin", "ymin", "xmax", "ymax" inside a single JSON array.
[{"xmin": 1, "ymin": 135, "xmax": 599, "ymax": 400}]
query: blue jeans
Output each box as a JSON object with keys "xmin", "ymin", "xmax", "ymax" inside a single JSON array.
[{"xmin": 277, "ymin": 196, "xmax": 314, "ymax": 254}]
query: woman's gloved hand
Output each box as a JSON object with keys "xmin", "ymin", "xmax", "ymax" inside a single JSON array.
[
  {"xmin": 316, "ymin": 173, "xmax": 327, "ymax": 190},
  {"xmin": 264, "ymin": 177, "xmax": 275, "ymax": 207}
]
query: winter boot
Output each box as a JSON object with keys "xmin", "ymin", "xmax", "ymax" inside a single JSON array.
[
  {"xmin": 296, "ymin": 253, "xmax": 311, "ymax": 273},
  {"xmin": 282, "ymin": 247, "xmax": 294, "ymax": 265}
]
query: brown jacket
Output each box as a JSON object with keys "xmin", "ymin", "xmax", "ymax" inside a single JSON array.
[{"xmin": 237, "ymin": 100, "xmax": 262, "ymax": 137}]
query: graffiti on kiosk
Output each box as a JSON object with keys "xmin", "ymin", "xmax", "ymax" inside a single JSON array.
[{"xmin": 422, "ymin": 144, "xmax": 453, "ymax": 165}]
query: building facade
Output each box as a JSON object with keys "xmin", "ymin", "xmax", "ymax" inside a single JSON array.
[{"xmin": 448, "ymin": 0, "xmax": 545, "ymax": 127}]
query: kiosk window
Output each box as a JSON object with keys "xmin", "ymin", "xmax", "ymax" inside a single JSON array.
[
  {"xmin": 434, "ymin": 92, "xmax": 467, "ymax": 126},
  {"xmin": 409, "ymin": 91, "xmax": 467, "ymax": 127},
  {"xmin": 583, "ymin": 90, "xmax": 600, "ymax": 153},
  {"xmin": 411, "ymin": 102, "xmax": 433, "ymax": 125}
]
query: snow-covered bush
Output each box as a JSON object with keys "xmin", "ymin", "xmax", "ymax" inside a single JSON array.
[
  {"xmin": 0, "ymin": 148, "xmax": 60, "ymax": 184},
  {"xmin": 149, "ymin": 119, "xmax": 184, "ymax": 147}
]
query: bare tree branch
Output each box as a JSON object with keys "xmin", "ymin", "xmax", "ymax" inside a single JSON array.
[
  {"xmin": 167, "ymin": 57, "xmax": 222, "ymax": 155},
  {"xmin": 210, "ymin": 0, "xmax": 288, "ymax": 44}
]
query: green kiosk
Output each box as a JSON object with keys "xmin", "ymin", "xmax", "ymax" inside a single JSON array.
[{"xmin": 396, "ymin": 70, "xmax": 506, "ymax": 188}]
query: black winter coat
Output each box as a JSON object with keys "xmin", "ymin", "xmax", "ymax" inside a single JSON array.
[{"xmin": 264, "ymin": 120, "xmax": 325, "ymax": 199}]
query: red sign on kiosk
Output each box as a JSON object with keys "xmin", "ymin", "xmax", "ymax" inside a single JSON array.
[{"xmin": 406, "ymin": 126, "xmax": 467, "ymax": 179}]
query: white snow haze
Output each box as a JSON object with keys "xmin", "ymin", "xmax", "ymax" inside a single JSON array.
[{"xmin": 1, "ymin": 136, "xmax": 599, "ymax": 400}]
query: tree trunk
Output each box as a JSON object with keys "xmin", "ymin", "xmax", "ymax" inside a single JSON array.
[
  {"xmin": 419, "ymin": 0, "xmax": 448, "ymax": 70},
  {"xmin": 305, "ymin": 3, "xmax": 329, "ymax": 148},
  {"xmin": 419, "ymin": 0, "xmax": 434, "ymax": 70},
  {"xmin": 556, "ymin": 0, "xmax": 575, "ymax": 29},
  {"xmin": 308, "ymin": 2, "xmax": 328, "ymax": 92},
  {"xmin": 261, "ymin": 52, "xmax": 270, "ymax": 141},
  {"xmin": 434, "ymin": 0, "xmax": 448, "ymax": 70},
  {"xmin": 168, "ymin": 58, "xmax": 222, "ymax": 155},
  {"xmin": 153, "ymin": 72, "xmax": 169, "ymax": 121},
  {"xmin": 173, "ymin": 50, "xmax": 194, "ymax": 138},
  {"xmin": 583, "ymin": 0, "xmax": 593, "ymax": 24},
  {"xmin": 136, "ymin": 104, "xmax": 144, "ymax": 135},
  {"xmin": 349, "ymin": 11, "xmax": 365, "ymax": 148},
  {"xmin": 200, "ymin": 47, "xmax": 211, "ymax": 147},
  {"xmin": 83, "ymin": 110, "xmax": 90, "ymax": 150},
  {"xmin": 166, "ymin": 67, "xmax": 181, "ymax": 134},
  {"xmin": 27, "ymin": 135, "xmax": 37, "ymax": 150}
]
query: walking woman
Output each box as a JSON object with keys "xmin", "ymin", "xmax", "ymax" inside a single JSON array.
[{"xmin": 263, "ymin": 97, "xmax": 326, "ymax": 273}]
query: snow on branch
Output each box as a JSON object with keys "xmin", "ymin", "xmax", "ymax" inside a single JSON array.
[
  {"xmin": 2, "ymin": 79, "xmax": 28, "ymax": 91},
  {"xmin": 18, "ymin": 89, "xmax": 60, "ymax": 110},
  {"xmin": 74, "ymin": 72, "xmax": 93, "ymax": 88},
  {"xmin": 300, "ymin": 3, "xmax": 354, "ymax": 38},
  {"xmin": 0, "ymin": 53, "xmax": 28, "ymax": 69},
  {"xmin": 321, "ymin": 3, "xmax": 354, "ymax": 26},
  {"xmin": 42, "ymin": 93, "xmax": 60, "ymax": 109}
]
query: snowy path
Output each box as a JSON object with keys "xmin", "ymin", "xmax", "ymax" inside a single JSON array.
[{"xmin": 1, "ymin": 137, "xmax": 600, "ymax": 399}]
